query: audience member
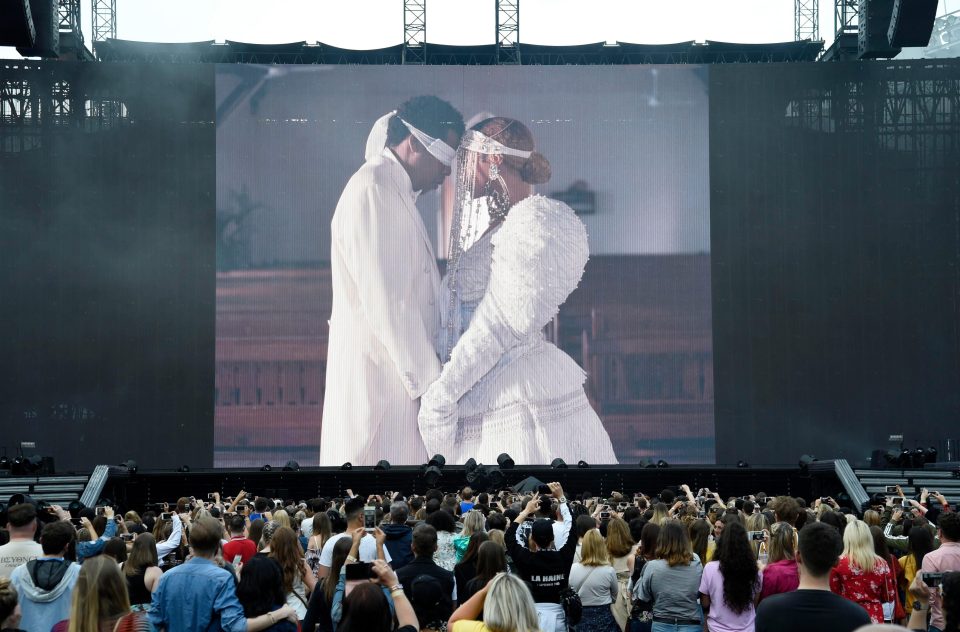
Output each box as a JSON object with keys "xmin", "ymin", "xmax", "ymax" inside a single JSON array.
[
  {"xmin": 382, "ymin": 502, "xmax": 414, "ymax": 571},
  {"xmin": 756, "ymin": 522, "xmax": 870, "ymax": 632},
  {"xmin": 223, "ymin": 514, "xmax": 257, "ymax": 566},
  {"xmin": 425, "ymin": 507, "xmax": 460, "ymax": 572},
  {"xmin": 268, "ymin": 526, "xmax": 316, "ymax": 620},
  {"xmin": 0, "ymin": 577, "xmax": 23, "ymax": 631},
  {"xmin": 699, "ymin": 522, "xmax": 762, "ymax": 632},
  {"xmin": 634, "ymin": 519, "xmax": 703, "ymax": 632},
  {"xmin": 236, "ymin": 556, "xmax": 298, "ymax": 632},
  {"xmin": 568, "ymin": 529, "xmax": 619, "ymax": 631},
  {"xmin": 148, "ymin": 516, "xmax": 297, "ymax": 631},
  {"xmin": 830, "ymin": 520, "xmax": 895, "ymax": 623},
  {"xmin": 462, "ymin": 540, "xmax": 508, "ymax": 605},
  {"xmin": 338, "ymin": 559, "xmax": 419, "ymax": 632},
  {"xmin": 10, "ymin": 520, "xmax": 80, "ymax": 632},
  {"xmin": 317, "ymin": 498, "xmax": 392, "ymax": 578},
  {"xmin": 921, "ymin": 512, "xmax": 960, "ymax": 632},
  {"xmin": 0, "ymin": 505, "xmax": 41, "ymax": 580},
  {"xmin": 52, "ymin": 556, "xmax": 148, "ymax": 631},
  {"xmin": 505, "ymin": 483, "xmax": 575, "ymax": 632},
  {"xmin": 302, "ymin": 538, "xmax": 351, "ymax": 632},
  {"xmin": 449, "ymin": 572, "xmax": 540, "ymax": 632},
  {"xmin": 759, "ymin": 521, "xmax": 799, "ymax": 602},
  {"xmin": 396, "ymin": 524, "xmax": 456, "ymax": 629},
  {"xmin": 898, "ymin": 526, "xmax": 935, "ymax": 617},
  {"xmin": 123, "ymin": 533, "xmax": 160, "ymax": 612},
  {"xmin": 455, "ymin": 532, "xmax": 490, "ymax": 599}
]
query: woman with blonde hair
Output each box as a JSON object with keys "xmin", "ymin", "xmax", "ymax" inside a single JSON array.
[
  {"xmin": 268, "ymin": 527, "xmax": 316, "ymax": 621},
  {"xmin": 54, "ymin": 556, "xmax": 149, "ymax": 632},
  {"xmin": 649, "ymin": 504, "xmax": 670, "ymax": 527},
  {"xmin": 605, "ymin": 517, "xmax": 636, "ymax": 627},
  {"xmin": 272, "ymin": 510, "xmax": 292, "ymax": 530},
  {"xmin": 568, "ymin": 530, "xmax": 620, "ymax": 631},
  {"xmin": 745, "ymin": 512, "xmax": 770, "ymax": 557},
  {"xmin": 449, "ymin": 571, "xmax": 540, "ymax": 632},
  {"xmin": 829, "ymin": 519, "xmax": 895, "ymax": 623},
  {"xmin": 758, "ymin": 522, "xmax": 799, "ymax": 601},
  {"xmin": 455, "ymin": 510, "xmax": 487, "ymax": 562}
]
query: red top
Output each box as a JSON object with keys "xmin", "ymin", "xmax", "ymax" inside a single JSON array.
[
  {"xmin": 222, "ymin": 535, "xmax": 257, "ymax": 565},
  {"xmin": 759, "ymin": 558, "xmax": 800, "ymax": 602},
  {"xmin": 829, "ymin": 555, "xmax": 895, "ymax": 624}
]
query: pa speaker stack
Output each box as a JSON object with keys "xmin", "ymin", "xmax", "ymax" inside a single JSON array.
[
  {"xmin": 859, "ymin": 0, "xmax": 902, "ymax": 59},
  {"xmin": 0, "ymin": 0, "xmax": 36, "ymax": 48},
  {"xmin": 888, "ymin": 0, "xmax": 940, "ymax": 48},
  {"xmin": 0, "ymin": 0, "xmax": 59, "ymax": 57}
]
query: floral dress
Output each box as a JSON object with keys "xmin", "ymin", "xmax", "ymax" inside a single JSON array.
[{"xmin": 829, "ymin": 555, "xmax": 896, "ymax": 623}]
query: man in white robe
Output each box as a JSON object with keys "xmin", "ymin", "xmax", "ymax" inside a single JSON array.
[{"xmin": 320, "ymin": 96, "xmax": 464, "ymax": 466}]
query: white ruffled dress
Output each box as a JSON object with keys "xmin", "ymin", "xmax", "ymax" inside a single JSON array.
[{"xmin": 420, "ymin": 195, "xmax": 618, "ymax": 464}]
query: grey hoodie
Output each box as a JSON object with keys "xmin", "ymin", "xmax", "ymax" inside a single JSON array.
[{"xmin": 10, "ymin": 558, "xmax": 81, "ymax": 632}]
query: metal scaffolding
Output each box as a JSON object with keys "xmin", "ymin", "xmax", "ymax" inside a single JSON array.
[
  {"xmin": 92, "ymin": 0, "xmax": 117, "ymax": 42},
  {"xmin": 496, "ymin": 0, "xmax": 520, "ymax": 64},
  {"xmin": 835, "ymin": 0, "xmax": 860, "ymax": 38},
  {"xmin": 403, "ymin": 0, "xmax": 426, "ymax": 64},
  {"xmin": 795, "ymin": 0, "xmax": 820, "ymax": 41}
]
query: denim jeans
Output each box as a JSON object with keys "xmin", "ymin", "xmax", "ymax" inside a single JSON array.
[{"xmin": 651, "ymin": 623, "xmax": 702, "ymax": 632}]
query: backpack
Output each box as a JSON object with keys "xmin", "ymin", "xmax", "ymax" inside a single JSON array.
[{"xmin": 559, "ymin": 585, "xmax": 582, "ymax": 626}]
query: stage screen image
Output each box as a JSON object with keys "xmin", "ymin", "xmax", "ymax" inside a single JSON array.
[{"xmin": 214, "ymin": 65, "xmax": 714, "ymax": 467}]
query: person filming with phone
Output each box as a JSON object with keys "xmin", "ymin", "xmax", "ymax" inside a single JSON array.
[
  {"xmin": 505, "ymin": 482, "xmax": 576, "ymax": 632},
  {"xmin": 918, "ymin": 512, "xmax": 960, "ymax": 632}
]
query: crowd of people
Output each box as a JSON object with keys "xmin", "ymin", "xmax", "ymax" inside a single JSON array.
[{"xmin": 0, "ymin": 481, "xmax": 958, "ymax": 632}]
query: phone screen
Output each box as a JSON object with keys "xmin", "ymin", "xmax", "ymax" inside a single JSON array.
[{"xmin": 232, "ymin": 555, "xmax": 242, "ymax": 565}]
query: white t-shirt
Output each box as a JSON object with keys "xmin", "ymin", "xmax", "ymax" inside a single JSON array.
[
  {"xmin": 0, "ymin": 539, "xmax": 43, "ymax": 579},
  {"xmin": 318, "ymin": 532, "xmax": 392, "ymax": 567},
  {"xmin": 301, "ymin": 518, "xmax": 313, "ymax": 539}
]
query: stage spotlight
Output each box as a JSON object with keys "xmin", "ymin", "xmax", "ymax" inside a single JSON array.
[
  {"xmin": 926, "ymin": 447, "xmax": 938, "ymax": 464},
  {"xmin": 341, "ymin": 462, "xmax": 352, "ymax": 470},
  {"xmin": 737, "ymin": 460, "xmax": 749, "ymax": 468},
  {"xmin": 282, "ymin": 460, "xmax": 300, "ymax": 472},
  {"xmin": 577, "ymin": 460, "xmax": 589, "ymax": 469},
  {"xmin": 0, "ymin": 456, "xmax": 9, "ymax": 470},
  {"xmin": 428, "ymin": 454, "xmax": 446, "ymax": 468},
  {"xmin": 497, "ymin": 453, "xmax": 515, "ymax": 469},
  {"xmin": 656, "ymin": 460, "xmax": 669, "ymax": 468},
  {"xmin": 120, "ymin": 459, "xmax": 138, "ymax": 474},
  {"xmin": 637, "ymin": 458, "xmax": 656, "ymax": 468},
  {"xmin": 487, "ymin": 468, "xmax": 506, "ymax": 490},
  {"xmin": 374, "ymin": 460, "xmax": 391, "ymax": 471},
  {"xmin": 260, "ymin": 464, "xmax": 272, "ymax": 472},
  {"xmin": 10, "ymin": 456, "xmax": 26, "ymax": 475},
  {"xmin": 883, "ymin": 449, "xmax": 900, "ymax": 468},
  {"xmin": 464, "ymin": 458, "xmax": 478, "ymax": 473},
  {"xmin": 551, "ymin": 458, "xmax": 568, "ymax": 469},
  {"xmin": 798, "ymin": 454, "xmax": 817, "ymax": 471},
  {"xmin": 423, "ymin": 465, "xmax": 443, "ymax": 486},
  {"xmin": 177, "ymin": 465, "xmax": 190, "ymax": 473},
  {"xmin": 465, "ymin": 465, "xmax": 489, "ymax": 490}
]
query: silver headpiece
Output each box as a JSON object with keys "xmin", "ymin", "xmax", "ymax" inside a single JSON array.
[{"xmin": 441, "ymin": 129, "xmax": 534, "ymax": 361}]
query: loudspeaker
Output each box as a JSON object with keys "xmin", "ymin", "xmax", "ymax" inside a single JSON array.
[
  {"xmin": 888, "ymin": 0, "xmax": 939, "ymax": 48},
  {"xmin": 0, "ymin": 0, "xmax": 36, "ymax": 48},
  {"xmin": 858, "ymin": 0, "xmax": 902, "ymax": 59},
  {"xmin": 16, "ymin": 0, "xmax": 58, "ymax": 58}
]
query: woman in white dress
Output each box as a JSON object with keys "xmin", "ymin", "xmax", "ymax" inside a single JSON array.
[{"xmin": 417, "ymin": 117, "xmax": 617, "ymax": 465}]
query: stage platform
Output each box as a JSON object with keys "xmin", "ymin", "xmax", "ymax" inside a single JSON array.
[{"xmin": 91, "ymin": 464, "xmax": 839, "ymax": 510}]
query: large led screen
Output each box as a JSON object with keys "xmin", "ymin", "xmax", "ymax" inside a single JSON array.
[{"xmin": 214, "ymin": 64, "xmax": 713, "ymax": 467}]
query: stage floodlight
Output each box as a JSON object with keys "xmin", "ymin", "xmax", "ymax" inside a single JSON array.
[
  {"xmin": 120, "ymin": 459, "xmax": 138, "ymax": 474},
  {"xmin": 428, "ymin": 454, "xmax": 446, "ymax": 468},
  {"xmin": 177, "ymin": 465, "xmax": 190, "ymax": 473},
  {"xmin": 550, "ymin": 458, "xmax": 568, "ymax": 469},
  {"xmin": 464, "ymin": 458, "xmax": 478, "ymax": 473},
  {"xmin": 497, "ymin": 453, "xmax": 515, "ymax": 469},
  {"xmin": 576, "ymin": 460, "xmax": 589, "ymax": 469},
  {"xmin": 637, "ymin": 458, "xmax": 656, "ymax": 468},
  {"xmin": 260, "ymin": 464, "xmax": 272, "ymax": 472},
  {"xmin": 283, "ymin": 460, "xmax": 300, "ymax": 472},
  {"xmin": 926, "ymin": 447, "xmax": 938, "ymax": 464},
  {"xmin": 487, "ymin": 468, "xmax": 506, "ymax": 490},
  {"xmin": 798, "ymin": 454, "xmax": 817, "ymax": 470},
  {"xmin": 341, "ymin": 462, "xmax": 353, "ymax": 470},
  {"xmin": 656, "ymin": 460, "xmax": 669, "ymax": 468},
  {"xmin": 737, "ymin": 460, "xmax": 749, "ymax": 468},
  {"xmin": 0, "ymin": 456, "xmax": 9, "ymax": 470},
  {"xmin": 374, "ymin": 460, "xmax": 391, "ymax": 471},
  {"xmin": 424, "ymin": 465, "xmax": 443, "ymax": 486}
]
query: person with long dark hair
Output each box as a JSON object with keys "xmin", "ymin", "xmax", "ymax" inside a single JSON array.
[
  {"xmin": 462, "ymin": 541, "xmax": 508, "ymax": 604},
  {"xmin": 122, "ymin": 534, "xmax": 161, "ymax": 612},
  {"xmin": 236, "ymin": 556, "xmax": 297, "ymax": 632},
  {"xmin": 302, "ymin": 538, "xmax": 352, "ymax": 632},
  {"xmin": 899, "ymin": 525, "xmax": 934, "ymax": 617},
  {"xmin": 698, "ymin": 521, "xmax": 762, "ymax": 631},
  {"xmin": 454, "ymin": 531, "xmax": 489, "ymax": 599}
]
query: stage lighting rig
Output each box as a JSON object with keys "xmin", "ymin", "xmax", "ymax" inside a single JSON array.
[
  {"xmin": 374, "ymin": 460, "xmax": 391, "ymax": 471},
  {"xmin": 550, "ymin": 458, "xmax": 568, "ymax": 469},
  {"xmin": 497, "ymin": 453, "xmax": 515, "ymax": 469},
  {"xmin": 283, "ymin": 460, "xmax": 300, "ymax": 472},
  {"xmin": 428, "ymin": 454, "xmax": 446, "ymax": 468}
]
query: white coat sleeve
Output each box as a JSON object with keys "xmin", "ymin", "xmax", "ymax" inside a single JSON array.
[
  {"xmin": 418, "ymin": 198, "xmax": 589, "ymax": 453},
  {"xmin": 341, "ymin": 182, "xmax": 442, "ymax": 399}
]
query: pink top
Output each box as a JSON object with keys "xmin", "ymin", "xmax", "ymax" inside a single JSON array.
[
  {"xmin": 759, "ymin": 558, "xmax": 799, "ymax": 602},
  {"xmin": 921, "ymin": 541, "xmax": 960, "ymax": 630},
  {"xmin": 699, "ymin": 560, "xmax": 762, "ymax": 632}
]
